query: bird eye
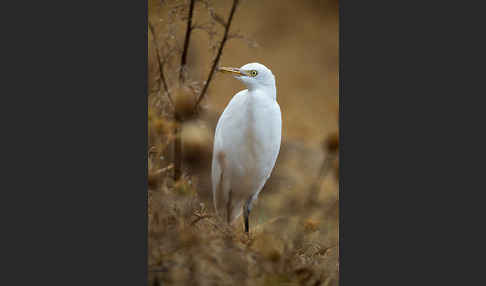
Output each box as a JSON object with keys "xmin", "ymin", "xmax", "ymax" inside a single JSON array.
[{"xmin": 250, "ymin": 70, "xmax": 258, "ymax": 77}]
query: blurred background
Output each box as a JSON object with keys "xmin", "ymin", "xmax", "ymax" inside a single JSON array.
[{"xmin": 148, "ymin": 0, "xmax": 339, "ymax": 285}]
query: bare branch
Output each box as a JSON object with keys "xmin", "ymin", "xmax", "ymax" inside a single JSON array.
[
  {"xmin": 195, "ymin": 0, "xmax": 240, "ymax": 109},
  {"xmin": 148, "ymin": 20, "xmax": 173, "ymax": 104},
  {"xmin": 174, "ymin": 0, "xmax": 197, "ymax": 182},
  {"xmin": 179, "ymin": 0, "xmax": 196, "ymax": 83}
]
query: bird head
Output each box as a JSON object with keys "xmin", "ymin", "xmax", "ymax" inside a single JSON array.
[{"xmin": 219, "ymin": 62, "xmax": 275, "ymax": 91}]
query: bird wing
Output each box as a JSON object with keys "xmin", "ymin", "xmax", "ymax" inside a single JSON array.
[
  {"xmin": 211, "ymin": 118, "xmax": 224, "ymax": 216},
  {"xmin": 211, "ymin": 90, "xmax": 248, "ymax": 216},
  {"xmin": 252, "ymin": 100, "xmax": 282, "ymax": 198}
]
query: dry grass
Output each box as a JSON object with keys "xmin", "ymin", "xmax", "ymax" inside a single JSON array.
[
  {"xmin": 148, "ymin": 0, "xmax": 339, "ymax": 285},
  {"xmin": 148, "ymin": 143, "xmax": 339, "ymax": 285}
]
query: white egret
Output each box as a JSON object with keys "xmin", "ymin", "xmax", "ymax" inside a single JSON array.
[{"xmin": 212, "ymin": 62, "xmax": 282, "ymax": 233}]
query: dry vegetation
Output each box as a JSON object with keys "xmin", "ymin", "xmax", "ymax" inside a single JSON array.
[{"xmin": 148, "ymin": 0, "xmax": 339, "ymax": 285}]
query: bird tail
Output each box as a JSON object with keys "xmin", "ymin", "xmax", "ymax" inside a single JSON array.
[
  {"xmin": 212, "ymin": 152, "xmax": 245, "ymax": 224},
  {"xmin": 212, "ymin": 152, "xmax": 225, "ymax": 218}
]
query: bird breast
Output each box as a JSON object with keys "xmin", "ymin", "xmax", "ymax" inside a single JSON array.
[{"xmin": 216, "ymin": 90, "xmax": 281, "ymax": 191}]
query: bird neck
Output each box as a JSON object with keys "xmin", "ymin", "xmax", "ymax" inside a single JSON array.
[{"xmin": 248, "ymin": 84, "xmax": 277, "ymax": 101}]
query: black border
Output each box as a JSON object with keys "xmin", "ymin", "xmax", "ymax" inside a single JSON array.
[
  {"xmin": 3, "ymin": 0, "xmax": 148, "ymax": 284},
  {"xmin": 339, "ymin": 0, "xmax": 480, "ymax": 284}
]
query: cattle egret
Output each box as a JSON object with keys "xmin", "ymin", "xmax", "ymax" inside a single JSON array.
[{"xmin": 212, "ymin": 62, "xmax": 282, "ymax": 233}]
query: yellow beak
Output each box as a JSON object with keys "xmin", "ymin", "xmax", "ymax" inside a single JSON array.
[{"xmin": 218, "ymin": 66, "xmax": 246, "ymax": 76}]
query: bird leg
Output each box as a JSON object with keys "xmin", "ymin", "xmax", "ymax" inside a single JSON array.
[
  {"xmin": 243, "ymin": 196, "xmax": 254, "ymax": 233},
  {"xmin": 244, "ymin": 209, "xmax": 249, "ymax": 233},
  {"xmin": 226, "ymin": 189, "xmax": 233, "ymax": 224}
]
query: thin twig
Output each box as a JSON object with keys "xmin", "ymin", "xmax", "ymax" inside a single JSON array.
[
  {"xmin": 195, "ymin": 0, "xmax": 239, "ymax": 110},
  {"xmin": 318, "ymin": 152, "xmax": 337, "ymax": 180},
  {"xmin": 306, "ymin": 152, "xmax": 337, "ymax": 208},
  {"xmin": 190, "ymin": 214, "xmax": 212, "ymax": 226},
  {"xmin": 228, "ymin": 32, "xmax": 259, "ymax": 48},
  {"xmin": 179, "ymin": 0, "xmax": 196, "ymax": 83},
  {"xmin": 148, "ymin": 20, "xmax": 173, "ymax": 104},
  {"xmin": 199, "ymin": 0, "xmax": 226, "ymax": 27}
]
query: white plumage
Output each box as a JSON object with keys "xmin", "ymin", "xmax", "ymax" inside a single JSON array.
[{"xmin": 212, "ymin": 62, "xmax": 281, "ymax": 232}]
